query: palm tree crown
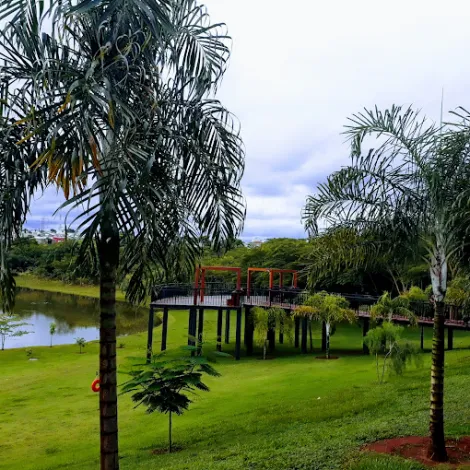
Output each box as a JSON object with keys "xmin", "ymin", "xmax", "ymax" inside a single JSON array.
[
  {"xmin": 303, "ymin": 105, "xmax": 470, "ymax": 463},
  {"xmin": 0, "ymin": 0, "xmax": 245, "ymax": 308}
]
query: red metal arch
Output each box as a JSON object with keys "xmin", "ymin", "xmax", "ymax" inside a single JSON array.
[
  {"xmin": 194, "ymin": 266, "xmax": 242, "ymax": 304},
  {"xmin": 247, "ymin": 267, "xmax": 298, "ymax": 297}
]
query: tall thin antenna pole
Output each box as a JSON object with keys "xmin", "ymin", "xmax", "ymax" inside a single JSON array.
[{"xmin": 440, "ymin": 87, "xmax": 444, "ymax": 132}]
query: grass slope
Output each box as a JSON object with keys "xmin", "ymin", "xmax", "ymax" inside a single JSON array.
[
  {"xmin": 14, "ymin": 274, "xmax": 128, "ymax": 302},
  {"xmin": 1, "ymin": 286, "xmax": 470, "ymax": 469}
]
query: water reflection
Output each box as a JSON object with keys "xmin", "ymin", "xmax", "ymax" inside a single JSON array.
[{"xmin": 2, "ymin": 289, "xmax": 152, "ymax": 349}]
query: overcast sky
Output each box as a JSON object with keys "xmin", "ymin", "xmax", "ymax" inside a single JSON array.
[{"xmin": 27, "ymin": 0, "xmax": 470, "ymax": 240}]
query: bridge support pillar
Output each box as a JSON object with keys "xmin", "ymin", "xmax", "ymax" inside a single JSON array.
[
  {"xmin": 235, "ymin": 308, "xmax": 242, "ymax": 360},
  {"xmin": 225, "ymin": 309, "xmax": 230, "ymax": 344},
  {"xmin": 216, "ymin": 308, "xmax": 223, "ymax": 351},
  {"xmin": 301, "ymin": 317, "xmax": 308, "ymax": 353},
  {"xmin": 161, "ymin": 307, "xmax": 169, "ymax": 351},
  {"xmin": 245, "ymin": 306, "xmax": 254, "ymax": 356},
  {"xmin": 146, "ymin": 305, "xmax": 155, "ymax": 363},
  {"xmin": 362, "ymin": 318, "xmax": 370, "ymax": 354},
  {"xmin": 197, "ymin": 307, "xmax": 204, "ymax": 353},
  {"xmin": 448, "ymin": 327, "xmax": 454, "ymax": 351},
  {"xmin": 279, "ymin": 316, "xmax": 284, "ymax": 344},
  {"xmin": 188, "ymin": 307, "xmax": 197, "ymax": 355},
  {"xmin": 268, "ymin": 327, "xmax": 275, "ymax": 352},
  {"xmin": 294, "ymin": 316, "xmax": 300, "ymax": 348}
]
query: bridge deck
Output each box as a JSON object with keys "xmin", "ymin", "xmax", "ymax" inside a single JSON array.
[{"xmin": 151, "ymin": 295, "xmax": 469, "ymax": 330}]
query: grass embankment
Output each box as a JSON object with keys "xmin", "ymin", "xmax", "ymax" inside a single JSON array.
[
  {"xmin": 2, "ymin": 279, "xmax": 470, "ymax": 469},
  {"xmin": 15, "ymin": 273, "xmax": 128, "ymax": 302}
]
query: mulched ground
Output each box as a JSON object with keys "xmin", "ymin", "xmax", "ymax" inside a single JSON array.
[{"xmin": 363, "ymin": 436, "xmax": 470, "ymax": 467}]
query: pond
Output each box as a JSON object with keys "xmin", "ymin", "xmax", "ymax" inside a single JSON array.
[{"xmin": 2, "ymin": 289, "xmax": 151, "ymax": 349}]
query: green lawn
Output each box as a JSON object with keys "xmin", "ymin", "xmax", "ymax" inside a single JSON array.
[{"xmin": 2, "ymin": 285, "xmax": 470, "ymax": 469}]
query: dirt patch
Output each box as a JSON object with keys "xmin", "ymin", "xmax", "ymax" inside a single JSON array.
[
  {"xmin": 315, "ymin": 355, "xmax": 339, "ymax": 360},
  {"xmin": 151, "ymin": 445, "xmax": 182, "ymax": 455},
  {"xmin": 363, "ymin": 436, "xmax": 470, "ymax": 467}
]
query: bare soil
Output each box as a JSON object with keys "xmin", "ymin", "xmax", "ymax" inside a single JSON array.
[{"xmin": 363, "ymin": 436, "xmax": 470, "ymax": 467}]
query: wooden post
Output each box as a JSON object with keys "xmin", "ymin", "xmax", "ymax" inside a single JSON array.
[
  {"xmin": 448, "ymin": 327, "xmax": 454, "ymax": 351},
  {"xmin": 245, "ymin": 306, "xmax": 254, "ymax": 356},
  {"xmin": 301, "ymin": 317, "xmax": 308, "ymax": 353},
  {"xmin": 294, "ymin": 316, "xmax": 300, "ymax": 348},
  {"xmin": 321, "ymin": 321, "xmax": 327, "ymax": 352},
  {"xmin": 161, "ymin": 307, "xmax": 169, "ymax": 351},
  {"xmin": 362, "ymin": 317, "xmax": 370, "ymax": 354},
  {"xmin": 225, "ymin": 309, "xmax": 230, "ymax": 344},
  {"xmin": 146, "ymin": 305, "xmax": 155, "ymax": 363},
  {"xmin": 235, "ymin": 308, "xmax": 242, "ymax": 360},
  {"xmin": 217, "ymin": 308, "xmax": 223, "ymax": 351},
  {"xmin": 420, "ymin": 324, "xmax": 425, "ymax": 350}
]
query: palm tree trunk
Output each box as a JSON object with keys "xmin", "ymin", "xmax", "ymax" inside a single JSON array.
[
  {"xmin": 98, "ymin": 220, "xmax": 120, "ymax": 470},
  {"xmin": 427, "ymin": 300, "xmax": 447, "ymax": 462}
]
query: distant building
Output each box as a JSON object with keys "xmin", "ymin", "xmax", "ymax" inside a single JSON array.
[{"xmin": 20, "ymin": 227, "xmax": 79, "ymax": 244}]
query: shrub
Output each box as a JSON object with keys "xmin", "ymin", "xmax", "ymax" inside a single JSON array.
[{"xmin": 365, "ymin": 322, "xmax": 422, "ymax": 383}]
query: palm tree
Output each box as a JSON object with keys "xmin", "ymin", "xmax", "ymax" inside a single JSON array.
[
  {"xmin": 303, "ymin": 105, "xmax": 470, "ymax": 461},
  {"xmin": 295, "ymin": 292, "xmax": 355, "ymax": 359},
  {"xmin": 370, "ymin": 292, "xmax": 416, "ymax": 325},
  {"xmin": 0, "ymin": 1, "xmax": 245, "ymax": 469}
]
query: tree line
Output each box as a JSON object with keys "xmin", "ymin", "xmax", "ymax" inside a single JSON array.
[{"xmin": 12, "ymin": 233, "xmax": 470, "ymax": 313}]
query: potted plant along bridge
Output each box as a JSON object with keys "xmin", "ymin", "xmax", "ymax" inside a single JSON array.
[{"xmin": 294, "ymin": 292, "xmax": 356, "ymax": 359}]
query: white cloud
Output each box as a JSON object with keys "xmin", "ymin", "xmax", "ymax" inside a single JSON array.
[{"xmin": 28, "ymin": 0, "xmax": 470, "ymax": 240}]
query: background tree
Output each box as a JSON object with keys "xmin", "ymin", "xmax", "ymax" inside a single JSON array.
[
  {"xmin": 307, "ymin": 227, "xmax": 428, "ymax": 295},
  {"xmin": 0, "ymin": 1, "xmax": 245, "ymax": 468},
  {"xmin": 49, "ymin": 322, "xmax": 57, "ymax": 347},
  {"xmin": 295, "ymin": 293, "xmax": 355, "ymax": 359},
  {"xmin": 76, "ymin": 337, "xmax": 86, "ymax": 354},
  {"xmin": 122, "ymin": 352, "xmax": 220, "ymax": 453},
  {"xmin": 0, "ymin": 314, "xmax": 30, "ymax": 350},
  {"xmin": 303, "ymin": 105, "xmax": 470, "ymax": 461}
]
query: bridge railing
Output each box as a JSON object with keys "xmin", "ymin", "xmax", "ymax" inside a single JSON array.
[
  {"xmin": 152, "ymin": 283, "xmax": 243, "ymax": 307},
  {"xmin": 151, "ymin": 284, "xmax": 470, "ymax": 322}
]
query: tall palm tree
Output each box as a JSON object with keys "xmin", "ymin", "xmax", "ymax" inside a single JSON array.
[
  {"xmin": 0, "ymin": 1, "xmax": 245, "ymax": 469},
  {"xmin": 303, "ymin": 106, "xmax": 470, "ymax": 462}
]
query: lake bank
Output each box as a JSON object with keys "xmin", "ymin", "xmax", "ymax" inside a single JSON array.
[
  {"xmin": 2, "ymin": 278, "xmax": 156, "ymax": 349},
  {"xmin": 14, "ymin": 274, "xmax": 128, "ymax": 302},
  {"xmin": 2, "ymin": 289, "xmax": 154, "ymax": 349}
]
